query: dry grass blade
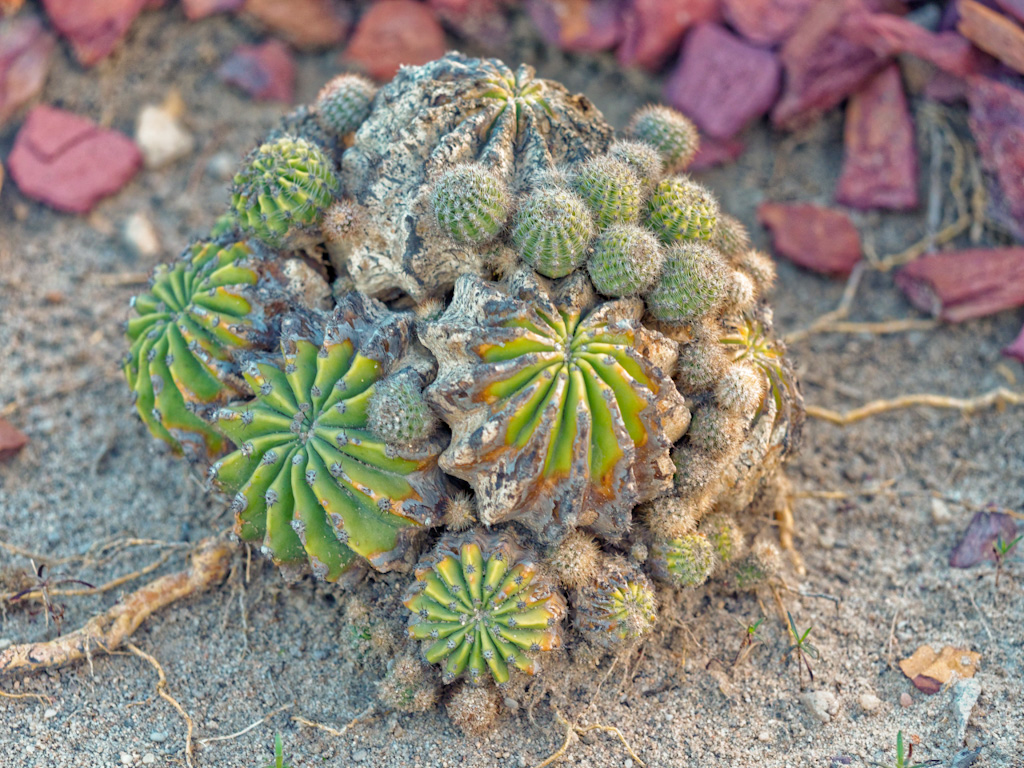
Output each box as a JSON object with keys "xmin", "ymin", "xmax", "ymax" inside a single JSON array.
[
  {"xmin": 806, "ymin": 387, "xmax": 1024, "ymax": 426},
  {"xmin": 127, "ymin": 642, "xmax": 196, "ymax": 768},
  {"xmin": 199, "ymin": 703, "xmax": 294, "ymax": 745},
  {"xmin": 0, "ymin": 688, "xmax": 53, "ymax": 705},
  {"xmin": 292, "ymin": 704, "xmax": 376, "ymax": 737},
  {"xmin": 2, "ymin": 551, "xmax": 174, "ymax": 602}
]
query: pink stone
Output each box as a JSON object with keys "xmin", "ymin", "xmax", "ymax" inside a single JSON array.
[
  {"xmin": 527, "ymin": 0, "xmax": 623, "ymax": 52},
  {"xmin": 895, "ymin": 247, "xmax": 1024, "ymax": 322},
  {"xmin": 218, "ymin": 40, "xmax": 295, "ymax": 103},
  {"xmin": 836, "ymin": 65, "xmax": 918, "ymax": 210},
  {"xmin": 967, "ymin": 77, "xmax": 1024, "ymax": 242},
  {"xmin": 949, "ymin": 511, "xmax": 1019, "ymax": 568},
  {"xmin": 721, "ymin": 0, "xmax": 816, "ymax": 47},
  {"xmin": 771, "ymin": 0, "xmax": 887, "ymax": 129},
  {"xmin": 995, "ymin": 0, "xmax": 1024, "ymax": 23},
  {"xmin": 688, "ymin": 133, "xmax": 745, "ymax": 170},
  {"xmin": 0, "ymin": 418, "xmax": 28, "ymax": 462},
  {"xmin": 664, "ymin": 22, "xmax": 780, "ymax": 141},
  {"xmin": 7, "ymin": 105, "xmax": 141, "ymax": 213},
  {"xmin": 0, "ymin": 15, "xmax": 54, "ymax": 128},
  {"xmin": 958, "ymin": 0, "xmax": 1024, "ymax": 76},
  {"xmin": 182, "ymin": 0, "xmax": 244, "ymax": 21},
  {"xmin": 1004, "ymin": 324, "xmax": 1024, "ymax": 363},
  {"xmin": 343, "ymin": 0, "xmax": 447, "ymax": 81},
  {"xmin": 241, "ymin": 0, "xmax": 349, "ymax": 50},
  {"xmin": 617, "ymin": 0, "xmax": 719, "ymax": 71},
  {"xmin": 428, "ymin": 0, "xmax": 508, "ymax": 46},
  {"xmin": 757, "ymin": 202, "xmax": 862, "ymax": 276},
  {"xmin": 41, "ymin": 0, "xmax": 146, "ymax": 67}
]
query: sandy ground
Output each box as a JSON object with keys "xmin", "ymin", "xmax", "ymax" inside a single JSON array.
[{"xmin": 1, "ymin": 8, "xmax": 1023, "ymax": 768}]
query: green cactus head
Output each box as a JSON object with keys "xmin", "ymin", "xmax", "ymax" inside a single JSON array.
[
  {"xmin": 720, "ymin": 316, "xmax": 796, "ymax": 425},
  {"xmin": 644, "ymin": 242, "xmax": 727, "ymax": 324},
  {"xmin": 404, "ymin": 530, "xmax": 566, "ymax": 685},
  {"xmin": 315, "ymin": 73, "xmax": 377, "ymax": 136},
  {"xmin": 587, "ymin": 224, "xmax": 664, "ymax": 298},
  {"xmin": 511, "ymin": 188, "xmax": 594, "ymax": 278},
  {"xmin": 573, "ymin": 558, "xmax": 658, "ymax": 649},
  {"xmin": 124, "ymin": 240, "xmax": 271, "ymax": 457},
  {"xmin": 646, "ymin": 176, "xmax": 719, "ymax": 244},
  {"xmin": 570, "ymin": 155, "xmax": 643, "ymax": 230},
  {"xmin": 625, "ymin": 105, "xmax": 699, "ymax": 174},
  {"xmin": 729, "ymin": 540, "xmax": 781, "ymax": 590},
  {"xmin": 429, "ymin": 164, "xmax": 511, "ymax": 245},
  {"xmin": 698, "ymin": 513, "xmax": 745, "ymax": 565},
  {"xmin": 649, "ymin": 533, "xmax": 715, "ymax": 587},
  {"xmin": 687, "ymin": 406, "xmax": 742, "ymax": 455},
  {"xmin": 208, "ymin": 294, "xmax": 449, "ymax": 578},
  {"xmin": 608, "ymin": 139, "xmax": 664, "ymax": 191},
  {"xmin": 366, "ymin": 368, "xmax": 439, "ymax": 445},
  {"xmin": 712, "ymin": 213, "xmax": 752, "ymax": 259},
  {"xmin": 723, "ymin": 268, "xmax": 757, "ymax": 314},
  {"xmin": 231, "ymin": 135, "xmax": 341, "ymax": 248}
]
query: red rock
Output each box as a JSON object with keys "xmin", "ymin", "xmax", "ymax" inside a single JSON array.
[
  {"xmin": 968, "ymin": 77, "xmax": 1024, "ymax": 242},
  {"xmin": 0, "ymin": 15, "xmax": 54, "ymax": 128},
  {"xmin": 527, "ymin": 0, "xmax": 622, "ymax": 52},
  {"xmin": 841, "ymin": 11, "xmax": 989, "ymax": 77},
  {"xmin": 895, "ymin": 247, "xmax": 1024, "ymax": 322},
  {"xmin": 1004, "ymin": 323, "xmax": 1024, "ymax": 363},
  {"xmin": 721, "ymin": 0, "xmax": 816, "ymax": 47},
  {"xmin": 664, "ymin": 23, "xmax": 780, "ymax": 141},
  {"xmin": 0, "ymin": 418, "xmax": 28, "ymax": 461},
  {"xmin": 428, "ymin": 0, "xmax": 508, "ymax": 46},
  {"xmin": 950, "ymin": 510, "xmax": 1019, "ymax": 568},
  {"xmin": 995, "ymin": 0, "xmax": 1024, "ymax": 23},
  {"xmin": 182, "ymin": 0, "xmax": 244, "ymax": 21},
  {"xmin": 218, "ymin": 40, "xmax": 294, "ymax": 103},
  {"xmin": 771, "ymin": 0, "xmax": 888, "ymax": 129},
  {"xmin": 241, "ymin": 0, "xmax": 349, "ymax": 50},
  {"xmin": 41, "ymin": 0, "xmax": 146, "ymax": 67},
  {"xmin": 343, "ymin": 0, "xmax": 446, "ymax": 81},
  {"xmin": 757, "ymin": 202, "xmax": 862, "ymax": 275},
  {"xmin": 958, "ymin": 0, "xmax": 1024, "ymax": 76},
  {"xmin": 836, "ymin": 65, "xmax": 917, "ymax": 210},
  {"xmin": 7, "ymin": 105, "xmax": 141, "ymax": 213},
  {"xmin": 617, "ymin": 0, "xmax": 719, "ymax": 71},
  {"xmin": 689, "ymin": 133, "xmax": 745, "ymax": 170}
]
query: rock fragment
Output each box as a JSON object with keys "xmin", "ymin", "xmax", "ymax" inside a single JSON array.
[
  {"xmin": 218, "ymin": 40, "xmax": 295, "ymax": 102},
  {"xmin": 949, "ymin": 510, "xmax": 1019, "ymax": 568},
  {"xmin": 952, "ymin": 678, "xmax": 981, "ymax": 744},
  {"xmin": 343, "ymin": 0, "xmax": 446, "ymax": 81},
  {"xmin": 800, "ymin": 690, "xmax": 840, "ymax": 724},
  {"xmin": 41, "ymin": 0, "xmax": 146, "ymax": 66},
  {"xmin": 895, "ymin": 248, "xmax": 1024, "ymax": 322},
  {"xmin": 757, "ymin": 202, "xmax": 862, "ymax": 275},
  {"xmin": 1004, "ymin": 324, "xmax": 1024, "ymax": 364},
  {"xmin": 967, "ymin": 77, "xmax": 1024, "ymax": 241},
  {"xmin": 527, "ymin": 0, "xmax": 623, "ymax": 52},
  {"xmin": 617, "ymin": 0, "xmax": 718, "ymax": 70},
  {"xmin": 241, "ymin": 0, "xmax": 349, "ymax": 50},
  {"xmin": 0, "ymin": 418, "xmax": 28, "ymax": 461},
  {"xmin": 957, "ymin": 0, "xmax": 1024, "ymax": 75},
  {"xmin": 135, "ymin": 102, "xmax": 194, "ymax": 169},
  {"xmin": 0, "ymin": 15, "xmax": 54, "ymax": 128},
  {"xmin": 181, "ymin": 0, "xmax": 243, "ymax": 20},
  {"xmin": 722, "ymin": 0, "xmax": 816, "ymax": 46}
]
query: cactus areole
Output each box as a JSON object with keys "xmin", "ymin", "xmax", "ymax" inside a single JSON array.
[{"xmin": 125, "ymin": 53, "xmax": 803, "ymax": 699}]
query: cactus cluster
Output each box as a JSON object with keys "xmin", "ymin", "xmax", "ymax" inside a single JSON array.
[{"xmin": 124, "ymin": 54, "xmax": 803, "ymax": 731}]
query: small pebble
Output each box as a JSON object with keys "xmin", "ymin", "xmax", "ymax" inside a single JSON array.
[
  {"xmin": 120, "ymin": 753, "xmax": 133, "ymax": 765},
  {"xmin": 123, "ymin": 212, "xmax": 161, "ymax": 258},
  {"xmin": 900, "ymin": 692, "xmax": 914, "ymax": 708},
  {"xmin": 142, "ymin": 756, "xmax": 156, "ymax": 766},
  {"xmin": 625, "ymin": 760, "xmax": 633, "ymax": 768},
  {"xmin": 43, "ymin": 708, "xmax": 57, "ymax": 719},
  {"xmin": 931, "ymin": 497, "xmax": 954, "ymax": 525},
  {"xmin": 503, "ymin": 697, "xmax": 519, "ymax": 714},
  {"xmin": 351, "ymin": 748, "xmax": 368, "ymax": 762},
  {"xmin": 135, "ymin": 104, "xmax": 194, "ymax": 170},
  {"xmin": 858, "ymin": 693, "xmax": 882, "ymax": 713},
  {"xmin": 149, "ymin": 731, "xmax": 168, "ymax": 743},
  {"xmin": 758, "ymin": 730, "xmax": 772, "ymax": 743},
  {"xmin": 0, "ymin": 638, "xmax": 13, "ymax": 651},
  {"xmin": 206, "ymin": 152, "xmax": 236, "ymax": 182},
  {"xmin": 801, "ymin": 690, "xmax": 840, "ymax": 724}
]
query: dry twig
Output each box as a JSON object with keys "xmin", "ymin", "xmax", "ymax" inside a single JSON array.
[
  {"xmin": 806, "ymin": 387, "xmax": 1024, "ymax": 426},
  {"xmin": 531, "ymin": 709, "xmax": 646, "ymax": 768},
  {"xmin": 0, "ymin": 688, "xmax": 53, "ymax": 705},
  {"xmin": 292, "ymin": 704, "xmax": 377, "ymax": 738},
  {"xmin": 199, "ymin": 703, "xmax": 294, "ymax": 745}
]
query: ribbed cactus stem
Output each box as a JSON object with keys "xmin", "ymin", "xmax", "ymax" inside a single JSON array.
[
  {"xmin": 644, "ymin": 242, "xmax": 727, "ymax": 324},
  {"xmin": 574, "ymin": 558, "xmax": 658, "ymax": 648},
  {"xmin": 367, "ymin": 369, "xmax": 439, "ymax": 445},
  {"xmin": 511, "ymin": 188, "xmax": 595, "ymax": 278},
  {"xmin": 430, "ymin": 164, "xmax": 511, "ymax": 245},
  {"xmin": 625, "ymin": 105, "xmax": 699, "ymax": 174},
  {"xmin": 713, "ymin": 213, "xmax": 752, "ymax": 259},
  {"xmin": 646, "ymin": 177, "xmax": 719, "ymax": 244},
  {"xmin": 608, "ymin": 139, "xmax": 664, "ymax": 191},
  {"xmin": 586, "ymin": 224, "xmax": 664, "ymax": 298},
  {"xmin": 315, "ymin": 73, "xmax": 377, "ymax": 136},
  {"xmin": 570, "ymin": 155, "xmax": 643, "ymax": 229},
  {"xmin": 650, "ymin": 533, "xmax": 715, "ymax": 587}
]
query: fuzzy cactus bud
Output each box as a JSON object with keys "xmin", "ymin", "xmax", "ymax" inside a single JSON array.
[
  {"xmin": 625, "ymin": 105, "xmax": 699, "ymax": 174},
  {"xmin": 675, "ymin": 327, "xmax": 730, "ymax": 394},
  {"xmin": 574, "ymin": 558, "xmax": 658, "ymax": 649},
  {"xmin": 367, "ymin": 368, "xmax": 439, "ymax": 445},
  {"xmin": 713, "ymin": 213, "xmax": 752, "ymax": 259},
  {"xmin": 315, "ymin": 73, "xmax": 377, "ymax": 136},
  {"xmin": 715, "ymin": 363, "xmax": 765, "ymax": 415},
  {"xmin": 570, "ymin": 155, "xmax": 643, "ymax": 229},
  {"xmin": 441, "ymin": 492, "xmax": 477, "ymax": 531},
  {"xmin": 640, "ymin": 495, "xmax": 699, "ymax": 541},
  {"xmin": 723, "ymin": 269, "xmax": 757, "ymax": 314},
  {"xmin": 376, "ymin": 654, "xmax": 440, "ymax": 713},
  {"xmin": 646, "ymin": 176, "xmax": 719, "ymax": 244},
  {"xmin": 446, "ymin": 684, "xmax": 501, "ymax": 736},
  {"xmin": 482, "ymin": 242, "xmax": 521, "ymax": 280},
  {"xmin": 429, "ymin": 164, "xmax": 511, "ymax": 245},
  {"xmin": 587, "ymin": 224, "xmax": 664, "ymax": 298},
  {"xmin": 736, "ymin": 249, "xmax": 777, "ymax": 292},
  {"xmin": 698, "ymin": 513, "xmax": 745, "ymax": 565},
  {"xmin": 545, "ymin": 530, "xmax": 602, "ymax": 590},
  {"xmin": 608, "ymin": 139, "xmax": 663, "ymax": 191},
  {"xmin": 688, "ymin": 405, "xmax": 742, "ymax": 455},
  {"xmin": 649, "ymin": 533, "xmax": 715, "ymax": 587},
  {"xmin": 322, "ymin": 199, "xmax": 363, "ymax": 242},
  {"xmin": 729, "ymin": 540, "xmax": 781, "ymax": 590},
  {"xmin": 644, "ymin": 242, "xmax": 727, "ymax": 324},
  {"xmin": 231, "ymin": 135, "xmax": 341, "ymax": 248},
  {"xmin": 511, "ymin": 187, "xmax": 595, "ymax": 278}
]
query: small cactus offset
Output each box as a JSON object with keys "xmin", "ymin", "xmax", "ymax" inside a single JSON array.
[
  {"xmin": 570, "ymin": 155, "xmax": 643, "ymax": 229},
  {"xmin": 649, "ymin": 533, "xmax": 716, "ymax": 587},
  {"xmin": 429, "ymin": 164, "xmax": 511, "ymax": 245},
  {"xmin": 608, "ymin": 139, "xmax": 664, "ymax": 191},
  {"xmin": 574, "ymin": 558, "xmax": 658, "ymax": 648},
  {"xmin": 315, "ymin": 73, "xmax": 377, "ymax": 136},
  {"xmin": 699, "ymin": 513, "xmax": 745, "ymax": 565},
  {"xmin": 403, "ymin": 530, "xmax": 566, "ymax": 685},
  {"xmin": 231, "ymin": 136, "xmax": 341, "ymax": 249},
  {"xmin": 587, "ymin": 224, "xmax": 664, "ymax": 297},
  {"xmin": 625, "ymin": 105, "xmax": 699, "ymax": 174},
  {"xmin": 646, "ymin": 176, "xmax": 719, "ymax": 244},
  {"xmin": 367, "ymin": 368, "xmax": 439, "ymax": 445},
  {"xmin": 644, "ymin": 242, "xmax": 728, "ymax": 324},
  {"xmin": 511, "ymin": 187, "xmax": 595, "ymax": 278}
]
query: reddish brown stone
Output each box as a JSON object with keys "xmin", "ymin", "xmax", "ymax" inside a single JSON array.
[
  {"xmin": 757, "ymin": 202, "xmax": 862, "ymax": 276},
  {"xmin": 428, "ymin": 0, "xmax": 508, "ymax": 46},
  {"xmin": 958, "ymin": 0, "xmax": 1024, "ymax": 76},
  {"xmin": 242, "ymin": 0, "xmax": 349, "ymax": 50},
  {"xmin": 0, "ymin": 418, "xmax": 28, "ymax": 462},
  {"xmin": 1004, "ymin": 324, "xmax": 1024, "ymax": 363},
  {"xmin": 527, "ymin": 0, "xmax": 622, "ymax": 52},
  {"xmin": 968, "ymin": 77, "xmax": 1024, "ymax": 242},
  {"xmin": 617, "ymin": 0, "xmax": 719, "ymax": 70},
  {"xmin": 664, "ymin": 23, "xmax": 780, "ymax": 141},
  {"xmin": 7, "ymin": 105, "xmax": 141, "ymax": 213},
  {"xmin": 841, "ymin": 11, "xmax": 990, "ymax": 77},
  {"xmin": 182, "ymin": 0, "xmax": 244, "ymax": 21},
  {"xmin": 688, "ymin": 133, "xmax": 745, "ymax": 171},
  {"xmin": 343, "ymin": 0, "xmax": 446, "ymax": 81},
  {"xmin": 218, "ymin": 40, "xmax": 294, "ymax": 103},
  {"xmin": 836, "ymin": 65, "xmax": 917, "ymax": 210},
  {"xmin": 895, "ymin": 248, "xmax": 1024, "ymax": 322},
  {"xmin": 0, "ymin": 15, "xmax": 54, "ymax": 128},
  {"xmin": 721, "ymin": 0, "xmax": 816, "ymax": 47},
  {"xmin": 41, "ymin": 0, "xmax": 146, "ymax": 67},
  {"xmin": 949, "ymin": 510, "xmax": 1019, "ymax": 568},
  {"xmin": 771, "ymin": 0, "xmax": 888, "ymax": 129}
]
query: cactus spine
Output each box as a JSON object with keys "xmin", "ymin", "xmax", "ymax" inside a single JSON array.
[
  {"xmin": 570, "ymin": 155, "xmax": 643, "ymax": 229},
  {"xmin": 646, "ymin": 177, "xmax": 719, "ymax": 244},
  {"xmin": 644, "ymin": 242, "xmax": 727, "ymax": 324}
]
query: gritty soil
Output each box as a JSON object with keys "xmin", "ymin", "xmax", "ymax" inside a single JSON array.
[{"xmin": 1, "ymin": 7, "xmax": 1023, "ymax": 768}]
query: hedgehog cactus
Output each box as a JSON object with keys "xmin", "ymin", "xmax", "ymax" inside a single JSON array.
[
  {"xmin": 403, "ymin": 531, "xmax": 566, "ymax": 685},
  {"xmin": 126, "ymin": 54, "xmax": 806, "ymax": 718}
]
